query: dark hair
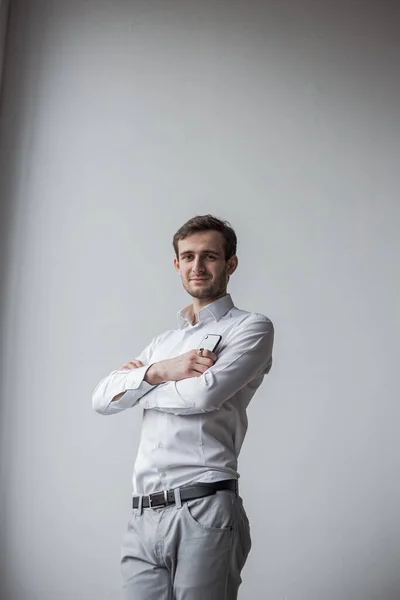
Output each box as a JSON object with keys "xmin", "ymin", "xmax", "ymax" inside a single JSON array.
[{"xmin": 173, "ymin": 214, "xmax": 237, "ymax": 260}]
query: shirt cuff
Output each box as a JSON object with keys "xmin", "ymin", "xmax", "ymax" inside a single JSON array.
[
  {"xmin": 103, "ymin": 365, "xmax": 156, "ymax": 412},
  {"xmin": 122, "ymin": 365, "xmax": 155, "ymax": 392}
]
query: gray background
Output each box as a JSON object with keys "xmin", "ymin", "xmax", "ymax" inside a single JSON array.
[{"xmin": 0, "ymin": 1, "xmax": 399, "ymax": 599}]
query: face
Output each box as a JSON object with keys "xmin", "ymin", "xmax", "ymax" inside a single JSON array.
[{"xmin": 174, "ymin": 231, "xmax": 238, "ymax": 304}]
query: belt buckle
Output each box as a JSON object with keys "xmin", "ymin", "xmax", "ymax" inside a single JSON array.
[{"xmin": 149, "ymin": 489, "xmax": 169, "ymax": 509}]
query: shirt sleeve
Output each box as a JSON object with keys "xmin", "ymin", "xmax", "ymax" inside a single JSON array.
[
  {"xmin": 92, "ymin": 336, "xmax": 160, "ymax": 415},
  {"xmin": 139, "ymin": 315, "xmax": 274, "ymax": 415}
]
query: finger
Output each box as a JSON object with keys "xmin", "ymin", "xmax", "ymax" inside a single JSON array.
[
  {"xmin": 194, "ymin": 356, "xmax": 216, "ymax": 368},
  {"xmin": 195, "ymin": 349, "xmax": 217, "ymax": 361},
  {"xmin": 192, "ymin": 359, "xmax": 214, "ymax": 373},
  {"xmin": 192, "ymin": 364, "xmax": 211, "ymax": 376},
  {"xmin": 119, "ymin": 360, "xmax": 143, "ymax": 370},
  {"xmin": 130, "ymin": 360, "xmax": 144, "ymax": 368}
]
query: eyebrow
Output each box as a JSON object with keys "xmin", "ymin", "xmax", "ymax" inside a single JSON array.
[{"xmin": 179, "ymin": 249, "xmax": 221, "ymax": 257}]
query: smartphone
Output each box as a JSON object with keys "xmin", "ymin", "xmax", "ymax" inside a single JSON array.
[{"xmin": 197, "ymin": 334, "xmax": 222, "ymax": 353}]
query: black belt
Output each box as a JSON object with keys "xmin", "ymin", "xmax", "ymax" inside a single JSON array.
[{"xmin": 132, "ymin": 479, "xmax": 238, "ymax": 510}]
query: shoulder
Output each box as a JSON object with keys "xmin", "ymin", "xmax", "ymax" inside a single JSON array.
[{"xmin": 230, "ymin": 307, "xmax": 274, "ymax": 332}]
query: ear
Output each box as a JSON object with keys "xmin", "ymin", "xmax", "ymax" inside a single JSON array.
[
  {"xmin": 227, "ymin": 255, "xmax": 238, "ymax": 276},
  {"xmin": 174, "ymin": 257, "xmax": 180, "ymax": 273}
]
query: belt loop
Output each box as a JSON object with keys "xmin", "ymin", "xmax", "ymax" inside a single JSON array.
[
  {"xmin": 174, "ymin": 487, "xmax": 182, "ymax": 509},
  {"xmin": 137, "ymin": 494, "xmax": 143, "ymax": 516}
]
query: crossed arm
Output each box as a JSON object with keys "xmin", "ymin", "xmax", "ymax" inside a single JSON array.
[{"xmin": 92, "ymin": 316, "xmax": 274, "ymax": 416}]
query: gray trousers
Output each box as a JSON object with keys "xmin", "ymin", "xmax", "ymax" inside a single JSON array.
[{"xmin": 120, "ymin": 488, "xmax": 252, "ymax": 600}]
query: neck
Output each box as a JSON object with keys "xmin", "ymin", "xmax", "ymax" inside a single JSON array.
[{"xmin": 191, "ymin": 291, "xmax": 228, "ymax": 324}]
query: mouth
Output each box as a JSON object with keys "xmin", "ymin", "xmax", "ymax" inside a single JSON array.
[{"xmin": 190, "ymin": 278, "xmax": 210, "ymax": 282}]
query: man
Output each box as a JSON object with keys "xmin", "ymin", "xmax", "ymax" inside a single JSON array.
[{"xmin": 92, "ymin": 214, "xmax": 274, "ymax": 600}]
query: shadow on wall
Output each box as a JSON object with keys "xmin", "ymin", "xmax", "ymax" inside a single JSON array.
[
  {"xmin": 0, "ymin": 2, "xmax": 46, "ymax": 596},
  {"xmin": 0, "ymin": 0, "xmax": 12, "ymax": 322}
]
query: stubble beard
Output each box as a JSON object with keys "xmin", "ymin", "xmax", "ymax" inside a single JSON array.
[{"xmin": 183, "ymin": 273, "xmax": 227, "ymax": 300}]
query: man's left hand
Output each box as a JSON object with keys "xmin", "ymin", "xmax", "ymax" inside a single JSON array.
[{"xmin": 118, "ymin": 360, "xmax": 144, "ymax": 370}]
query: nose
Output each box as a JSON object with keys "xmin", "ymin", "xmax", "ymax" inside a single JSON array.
[{"xmin": 192, "ymin": 256, "xmax": 206, "ymax": 274}]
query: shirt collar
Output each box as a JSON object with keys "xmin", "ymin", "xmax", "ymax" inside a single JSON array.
[{"xmin": 177, "ymin": 294, "xmax": 234, "ymax": 329}]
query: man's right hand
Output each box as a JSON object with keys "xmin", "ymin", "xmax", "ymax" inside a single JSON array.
[{"xmin": 144, "ymin": 349, "xmax": 217, "ymax": 386}]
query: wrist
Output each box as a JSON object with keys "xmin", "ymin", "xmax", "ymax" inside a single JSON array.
[{"xmin": 144, "ymin": 362, "xmax": 166, "ymax": 385}]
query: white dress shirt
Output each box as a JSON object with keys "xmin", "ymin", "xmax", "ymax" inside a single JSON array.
[{"xmin": 92, "ymin": 294, "xmax": 274, "ymax": 495}]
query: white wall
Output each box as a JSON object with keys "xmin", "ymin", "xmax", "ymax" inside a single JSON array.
[{"xmin": 0, "ymin": 1, "xmax": 399, "ymax": 599}]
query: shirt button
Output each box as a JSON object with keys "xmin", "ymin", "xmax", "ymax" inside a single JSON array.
[
  {"xmin": 158, "ymin": 442, "xmax": 163, "ymax": 448},
  {"xmin": 160, "ymin": 472, "xmax": 166, "ymax": 478}
]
